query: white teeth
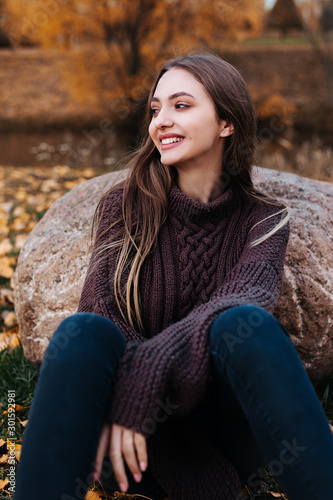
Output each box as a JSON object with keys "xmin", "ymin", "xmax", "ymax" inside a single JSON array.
[{"xmin": 161, "ymin": 137, "xmax": 184, "ymax": 145}]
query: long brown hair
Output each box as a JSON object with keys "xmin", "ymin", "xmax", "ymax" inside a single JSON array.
[{"xmin": 89, "ymin": 52, "xmax": 289, "ymax": 333}]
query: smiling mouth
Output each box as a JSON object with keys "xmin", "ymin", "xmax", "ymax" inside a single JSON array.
[{"xmin": 161, "ymin": 137, "xmax": 184, "ymax": 145}]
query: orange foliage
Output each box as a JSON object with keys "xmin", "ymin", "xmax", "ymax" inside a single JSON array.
[
  {"xmin": 3, "ymin": 0, "xmax": 264, "ymax": 49},
  {"xmin": 2, "ymin": 0, "xmax": 265, "ymax": 118},
  {"xmin": 257, "ymin": 93, "xmax": 297, "ymax": 121}
]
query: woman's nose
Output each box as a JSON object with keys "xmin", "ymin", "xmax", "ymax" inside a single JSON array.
[{"xmin": 153, "ymin": 109, "xmax": 174, "ymax": 129}]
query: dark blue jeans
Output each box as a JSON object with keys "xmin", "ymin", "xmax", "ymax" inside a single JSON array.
[
  {"xmin": 14, "ymin": 307, "xmax": 333, "ymax": 500},
  {"xmin": 203, "ymin": 305, "xmax": 333, "ymax": 499},
  {"xmin": 14, "ymin": 312, "xmax": 167, "ymax": 500}
]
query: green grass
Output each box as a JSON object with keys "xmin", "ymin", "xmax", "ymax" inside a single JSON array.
[
  {"xmin": 0, "ymin": 346, "xmax": 332, "ymax": 499},
  {"xmin": 0, "ymin": 345, "xmax": 39, "ymax": 415},
  {"xmin": 0, "ymin": 345, "xmax": 40, "ymax": 500},
  {"xmin": 319, "ymin": 379, "xmax": 333, "ymax": 423}
]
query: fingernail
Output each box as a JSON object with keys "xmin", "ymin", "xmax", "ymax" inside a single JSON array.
[
  {"xmin": 119, "ymin": 482, "xmax": 127, "ymax": 492},
  {"xmin": 134, "ymin": 473, "xmax": 141, "ymax": 482},
  {"xmin": 140, "ymin": 461, "xmax": 147, "ymax": 472}
]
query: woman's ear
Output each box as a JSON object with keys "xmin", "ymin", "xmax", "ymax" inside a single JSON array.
[{"xmin": 219, "ymin": 121, "xmax": 234, "ymax": 138}]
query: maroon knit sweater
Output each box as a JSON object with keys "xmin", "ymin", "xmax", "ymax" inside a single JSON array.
[{"xmin": 77, "ymin": 176, "xmax": 289, "ymax": 499}]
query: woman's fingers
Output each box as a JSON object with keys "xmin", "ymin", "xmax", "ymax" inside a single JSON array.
[
  {"xmin": 93, "ymin": 421, "xmax": 110, "ymax": 482},
  {"xmin": 109, "ymin": 424, "xmax": 148, "ymax": 493},
  {"xmin": 134, "ymin": 432, "xmax": 148, "ymax": 472},
  {"xmin": 110, "ymin": 424, "xmax": 129, "ymax": 492},
  {"xmin": 121, "ymin": 429, "xmax": 143, "ymax": 483}
]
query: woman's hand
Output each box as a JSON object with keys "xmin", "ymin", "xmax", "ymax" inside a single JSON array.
[{"xmin": 93, "ymin": 421, "xmax": 148, "ymax": 493}]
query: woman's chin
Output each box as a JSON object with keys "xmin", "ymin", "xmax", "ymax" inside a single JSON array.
[{"xmin": 160, "ymin": 152, "xmax": 187, "ymax": 168}]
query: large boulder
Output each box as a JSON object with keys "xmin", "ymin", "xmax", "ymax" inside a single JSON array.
[{"xmin": 13, "ymin": 167, "xmax": 333, "ymax": 382}]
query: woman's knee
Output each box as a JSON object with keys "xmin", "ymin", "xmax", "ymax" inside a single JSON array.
[
  {"xmin": 43, "ymin": 312, "xmax": 126, "ymax": 366},
  {"xmin": 209, "ymin": 305, "xmax": 290, "ymax": 361}
]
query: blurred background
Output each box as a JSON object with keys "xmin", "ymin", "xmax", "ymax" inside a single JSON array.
[
  {"xmin": 0, "ymin": 0, "xmax": 332, "ymax": 180},
  {"xmin": 1, "ymin": 2, "xmax": 333, "ymax": 499}
]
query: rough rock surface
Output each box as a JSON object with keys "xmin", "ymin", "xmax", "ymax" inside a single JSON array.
[{"xmin": 14, "ymin": 167, "xmax": 333, "ymax": 382}]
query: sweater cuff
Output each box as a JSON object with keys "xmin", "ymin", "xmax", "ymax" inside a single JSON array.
[
  {"xmin": 106, "ymin": 341, "xmax": 145, "ymax": 429},
  {"xmin": 107, "ymin": 359, "xmax": 180, "ymax": 437}
]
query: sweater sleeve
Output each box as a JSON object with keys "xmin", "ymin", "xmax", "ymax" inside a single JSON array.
[{"xmin": 107, "ymin": 205, "xmax": 290, "ymax": 437}]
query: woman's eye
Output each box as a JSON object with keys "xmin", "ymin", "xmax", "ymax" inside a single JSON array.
[
  {"xmin": 175, "ymin": 103, "xmax": 190, "ymax": 110},
  {"xmin": 150, "ymin": 103, "xmax": 189, "ymax": 116}
]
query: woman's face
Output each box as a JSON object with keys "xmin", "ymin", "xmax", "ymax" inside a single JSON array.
[{"xmin": 148, "ymin": 68, "xmax": 228, "ymax": 171}]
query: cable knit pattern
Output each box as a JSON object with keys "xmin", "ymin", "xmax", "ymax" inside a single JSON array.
[
  {"xmin": 175, "ymin": 218, "xmax": 221, "ymax": 318},
  {"xmin": 77, "ymin": 178, "xmax": 290, "ymax": 499}
]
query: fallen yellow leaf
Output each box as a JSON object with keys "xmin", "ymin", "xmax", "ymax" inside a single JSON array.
[
  {"xmin": 6, "ymin": 441, "xmax": 21, "ymax": 462},
  {"xmin": 10, "ymin": 217, "xmax": 31, "ymax": 231},
  {"xmin": 82, "ymin": 168, "xmax": 95, "ymax": 178},
  {"xmin": 15, "ymin": 445, "xmax": 22, "ymax": 461},
  {"xmin": 64, "ymin": 180, "xmax": 81, "ymax": 190},
  {"xmin": 14, "ymin": 234, "xmax": 28, "ymax": 250},
  {"xmin": 0, "ymin": 216, "xmax": 9, "ymax": 236},
  {"xmin": 0, "ymin": 454, "xmax": 8, "ymax": 464},
  {"xmin": 24, "ymin": 220, "xmax": 38, "ymax": 232},
  {"xmin": 109, "ymin": 494, "xmax": 154, "ymax": 500},
  {"xmin": 267, "ymin": 492, "xmax": 287, "ymax": 499},
  {"xmin": 4, "ymin": 312, "xmax": 16, "ymax": 327},
  {"xmin": 0, "ymin": 288, "xmax": 15, "ymax": 304},
  {"xmin": 85, "ymin": 490, "xmax": 104, "ymax": 499},
  {"xmin": 0, "ymin": 438, "xmax": 5, "ymax": 447},
  {"xmin": 0, "ymin": 257, "xmax": 14, "ymax": 278},
  {"xmin": 40, "ymin": 179, "xmax": 60, "ymax": 193},
  {"xmin": 12, "ymin": 206, "xmax": 25, "ymax": 217},
  {"xmin": 0, "ymin": 332, "xmax": 20, "ymax": 352},
  {"xmin": 0, "ymin": 238, "xmax": 12, "ymax": 256},
  {"xmin": 10, "ymin": 275, "xmax": 15, "ymax": 289},
  {"xmin": 3, "ymin": 404, "xmax": 26, "ymax": 415},
  {"xmin": 0, "ymin": 478, "xmax": 9, "ymax": 490},
  {"xmin": 53, "ymin": 166, "xmax": 68, "ymax": 177},
  {"xmin": 14, "ymin": 191, "xmax": 28, "ymax": 202}
]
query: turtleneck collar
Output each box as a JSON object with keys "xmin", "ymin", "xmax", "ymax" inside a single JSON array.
[{"xmin": 167, "ymin": 179, "xmax": 236, "ymax": 224}]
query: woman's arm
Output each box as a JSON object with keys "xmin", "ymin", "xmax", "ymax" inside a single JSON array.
[
  {"xmin": 107, "ymin": 206, "xmax": 290, "ymax": 438},
  {"xmin": 76, "ymin": 190, "xmax": 149, "ymax": 492}
]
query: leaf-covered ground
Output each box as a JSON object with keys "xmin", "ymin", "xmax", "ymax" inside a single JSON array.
[{"xmin": 0, "ymin": 164, "xmax": 332, "ymax": 500}]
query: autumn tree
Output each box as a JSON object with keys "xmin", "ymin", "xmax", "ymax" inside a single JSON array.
[
  {"xmin": 3, "ymin": 0, "xmax": 264, "ymax": 51},
  {"xmin": 0, "ymin": 0, "xmax": 11, "ymax": 47},
  {"xmin": 266, "ymin": 0, "xmax": 304, "ymax": 37},
  {"xmin": 1, "ymin": 0, "xmax": 89, "ymax": 47},
  {"xmin": 320, "ymin": 0, "xmax": 333, "ymax": 33},
  {"xmin": 2, "ymin": 0, "xmax": 265, "ymax": 133},
  {"xmin": 297, "ymin": 0, "xmax": 321, "ymax": 33}
]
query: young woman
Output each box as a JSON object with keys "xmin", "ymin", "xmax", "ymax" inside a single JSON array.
[{"xmin": 14, "ymin": 53, "xmax": 333, "ymax": 500}]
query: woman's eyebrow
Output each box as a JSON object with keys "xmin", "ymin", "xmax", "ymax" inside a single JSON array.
[{"xmin": 151, "ymin": 91, "xmax": 196, "ymax": 103}]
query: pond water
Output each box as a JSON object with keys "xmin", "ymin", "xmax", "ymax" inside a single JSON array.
[
  {"xmin": 0, "ymin": 128, "xmax": 332, "ymax": 182},
  {"xmin": 0, "ymin": 129, "xmax": 126, "ymax": 173}
]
